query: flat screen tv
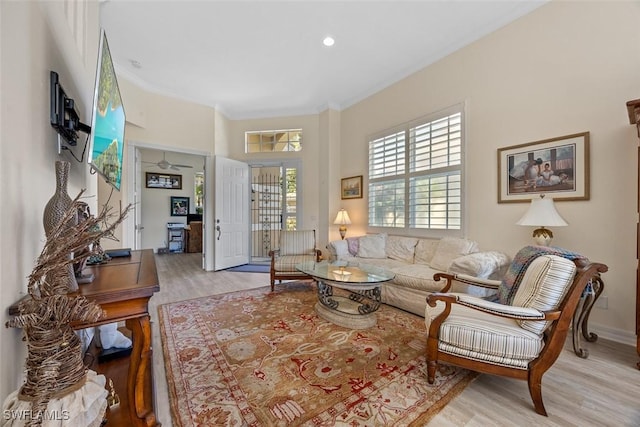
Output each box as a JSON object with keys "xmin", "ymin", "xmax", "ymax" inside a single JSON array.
[{"xmin": 87, "ymin": 29, "xmax": 126, "ymax": 191}]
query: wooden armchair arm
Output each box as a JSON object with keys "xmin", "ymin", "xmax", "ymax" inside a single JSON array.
[
  {"xmin": 428, "ymin": 292, "xmax": 556, "ymax": 321},
  {"xmin": 433, "ymin": 272, "xmax": 501, "ymax": 293},
  {"xmin": 269, "ymin": 248, "xmax": 321, "ymax": 261}
]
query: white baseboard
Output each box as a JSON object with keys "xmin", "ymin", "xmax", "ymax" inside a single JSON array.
[{"xmin": 584, "ymin": 322, "xmax": 636, "ymax": 347}]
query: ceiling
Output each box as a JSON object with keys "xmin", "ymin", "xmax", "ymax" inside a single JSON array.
[{"xmin": 101, "ymin": 0, "xmax": 546, "ymax": 120}]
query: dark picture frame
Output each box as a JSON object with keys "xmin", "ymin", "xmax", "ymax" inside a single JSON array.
[
  {"xmin": 498, "ymin": 132, "xmax": 590, "ymax": 203},
  {"xmin": 341, "ymin": 175, "xmax": 363, "ymax": 200},
  {"xmin": 170, "ymin": 196, "xmax": 189, "ymax": 216},
  {"xmin": 146, "ymin": 172, "xmax": 182, "ymax": 189}
]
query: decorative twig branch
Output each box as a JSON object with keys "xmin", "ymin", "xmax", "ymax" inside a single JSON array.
[{"xmin": 5, "ymin": 189, "xmax": 131, "ymax": 426}]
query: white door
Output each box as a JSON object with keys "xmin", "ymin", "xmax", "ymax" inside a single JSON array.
[{"xmin": 214, "ymin": 156, "xmax": 250, "ymax": 270}]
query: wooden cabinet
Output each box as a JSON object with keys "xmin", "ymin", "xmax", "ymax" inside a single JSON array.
[
  {"xmin": 186, "ymin": 221, "xmax": 203, "ymax": 253},
  {"xmin": 626, "ymin": 98, "xmax": 640, "ymax": 369}
]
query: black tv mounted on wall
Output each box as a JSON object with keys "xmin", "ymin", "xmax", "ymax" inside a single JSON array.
[{"xmin": 50, "ymin": 70, "xmax": 91, "ymax": 146}]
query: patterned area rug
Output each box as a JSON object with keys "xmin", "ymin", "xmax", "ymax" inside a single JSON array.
[{"xmin": 159, "ymin": 282, "xmax": 477, "ymax": 426}]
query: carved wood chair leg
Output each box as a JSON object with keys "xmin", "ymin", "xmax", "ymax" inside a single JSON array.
[
  {"xmin": 426, "ymin": 360, "xmax": 437, "ymax": 384},
  {"xmin": 528, "ymin": 370, "xmax": 547, "ymax": 416}
]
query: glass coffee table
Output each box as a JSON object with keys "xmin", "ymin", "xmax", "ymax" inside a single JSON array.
[{"xmin": 296, "ymin": 261, "xmax": 395, "ymax": 329}]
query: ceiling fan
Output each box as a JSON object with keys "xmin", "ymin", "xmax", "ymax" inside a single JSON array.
[{"xmin": 143, "ymin": 152, "xmax": 193, "ymax": 171}]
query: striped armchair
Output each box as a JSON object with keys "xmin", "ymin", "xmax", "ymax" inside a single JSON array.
[
  {"xmin": 269, "ymin": 230, "xmax": 322, "ymax": 291},
  {"xmin": 425, "ymin": 253, "xmax": 608, "ymax": 416}
]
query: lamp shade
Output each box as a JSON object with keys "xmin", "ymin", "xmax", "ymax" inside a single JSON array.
[
  {"xmin": 333, "ymin": 209, "xmax": 351, "ymax": 225},
  {"xmin": 516, "ymin": 195, "xmax": 568, "ymax": 227}
]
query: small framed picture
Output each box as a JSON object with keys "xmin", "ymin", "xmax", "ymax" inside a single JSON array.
[
  {"xmin": 498, "ymin": 132, "xmax": 590, "ymax": 203},
  {"xmin": 146, "ymin": 172, "xmax": 182, "ymax": 189},
  {"xmin": 170, "ymin": 196, "xmax": 189, "ymax": 216},
  {"xmin": 341, "ymin": 175, "xmax": 363, "ymax": 199}
]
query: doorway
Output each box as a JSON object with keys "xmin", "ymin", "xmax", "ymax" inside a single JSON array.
[
  {"xmin": 126, "ymin": 144, "xmax": 209, "ymax": 267},
  {"xmin": 250, "ymin": 162, "xmax": 300, "ymax": 264}
]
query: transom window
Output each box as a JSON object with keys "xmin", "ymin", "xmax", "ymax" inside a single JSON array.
[
  {"xmin": 245, "ymin": 129, "xmax": 302, "ymax": 153},
  {"xmin": 368, "ymin": 105, "xmax": 463, "ymax": 231}
]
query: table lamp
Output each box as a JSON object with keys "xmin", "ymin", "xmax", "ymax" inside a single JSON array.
[
  {"xmin": 333, "ymin": 209, "xmax": 352, "ymax": 240},
  {"xmin": 516, "ymin": 194, "xmax": 568, "ymax": 246}
]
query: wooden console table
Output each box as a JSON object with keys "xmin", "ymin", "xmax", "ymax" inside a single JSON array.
[{"xmin": 9, "ymin": 249, "xmax": 161, "ymax": 426}]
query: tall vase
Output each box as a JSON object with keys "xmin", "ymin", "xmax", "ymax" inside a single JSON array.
[{"xmin": 43, "ymin": 160, "xmax": 79, "ymax": 292}]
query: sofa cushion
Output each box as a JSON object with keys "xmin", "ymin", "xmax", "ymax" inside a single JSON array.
[
  {"xmin": 357, "ymin": 234, "xmax": 387, "ymax": 258},
  {"xmin": 449, "ymin": 251, "xmax": 511, "ymax": 279},
  {"xmin": 414, "ymin": 239, "xmax": 439, "ymax": 265},
  {"xmin": 274, "ymin": 254, "xmax": 318, "ymax": 272},
  {"xmin": 389, "ymin": 263, "xmax": 445, "ymax": 292},
  {"xmin": 512, "ymin": 255, "xmax": 576, "ymax": 335},
  {"xmin": 386, "ymin": 235, "xmax": 419, "ymax": 263},
  {"xmin": 359, "ymin": 258, "xmax": 409, "ymax": 271},
  {"xmin": 429, "ymin": 237, "xmax": 479, "ymax": 271}
]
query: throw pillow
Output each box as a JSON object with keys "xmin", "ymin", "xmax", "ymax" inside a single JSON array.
[
  {"xmin": 414, "ymin": 239, "xmax": 439, "ymax": 265},
  {"xmin": 332, "ymin": 240, "xmax": 350, "ymax": 260},
  {"xmin": 429, "ymin": 237, "xmax": 478, "ymax": 271},
  {"xmin": 357, "ymin": 234, "xmax": 387, "ymax": 259},
  {"xmin": 448, "ymin": 251, "xmax": 511, "ymax": 279},
  {"xmin": 345, "ymin": 237, "xmax": 359, "ymax": 256},
  {"xmin": 386, "ymin": 235, "xmax": 419, "ymax": 263},
  {"xmin": 512, "ymin": 255, "xmax": 577, "ymax": 335}
]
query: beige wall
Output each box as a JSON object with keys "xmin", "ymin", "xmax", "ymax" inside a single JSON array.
[
  {"xmin": 0, "ymin": 0, "xmax": 100, "ymax": 402},
  {"xmin": 228, "ymin": 114, "xmax": 324, "ymax": 247},
  {"xmin": 340, "ymin": 1, "xmax": 640, "ymax": 340},
  {"xmin": 319, "ymin": 109, "xmax": 343, "ymax": 243},
  {"xmin": 120, "ymin": 78, "xmax": 216, "ymax": 154}
]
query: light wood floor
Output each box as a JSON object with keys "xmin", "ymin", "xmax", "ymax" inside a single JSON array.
[{"xmin": 149, "ymin": 253, "xmax": 640, "ymax": 426}]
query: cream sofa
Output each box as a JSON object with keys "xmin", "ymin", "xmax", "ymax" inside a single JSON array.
[{"xmin": 325, "ymin": 234, "xmax": 510, "ymax": 317}]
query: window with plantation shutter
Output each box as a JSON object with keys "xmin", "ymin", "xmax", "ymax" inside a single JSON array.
[{"xmin": 368, "ymin": 105, "xmax": 464, "ymax": 231}]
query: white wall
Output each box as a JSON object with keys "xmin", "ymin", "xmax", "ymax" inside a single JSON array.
[
  {"xmin": 139, "ymin": 149, "xmax": 204, "ymax": 251},
  {"xmin": 340, "ymin": 1, "xmax": 640, "ymax": 341},
  {"xmin": 0, "ymin": 0, "xmax": 100, "ymax": 403}
]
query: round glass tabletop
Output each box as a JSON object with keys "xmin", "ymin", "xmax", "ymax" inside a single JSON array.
[{"xmin": 296, "ymin": 260, "xmax": 395, "ymax": 284}]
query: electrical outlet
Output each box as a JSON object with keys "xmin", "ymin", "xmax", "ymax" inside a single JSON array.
[{"xmin": 594, "ymin": 295, "xmax": 608, "ymax": 309}]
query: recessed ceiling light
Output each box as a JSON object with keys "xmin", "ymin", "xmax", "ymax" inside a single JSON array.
[{"xmin": 323, "ymin": 36, "xmax": 335, "ymax": 47}]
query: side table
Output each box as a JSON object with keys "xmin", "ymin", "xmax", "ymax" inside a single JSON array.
[{"xmin": 572, "ymin": 274, "xmax": 604, "ymax": 358}]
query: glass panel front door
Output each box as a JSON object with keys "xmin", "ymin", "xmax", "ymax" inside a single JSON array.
[{"xmin": 250, "ymin": 164, "xmax": 299, "ymax": 263}]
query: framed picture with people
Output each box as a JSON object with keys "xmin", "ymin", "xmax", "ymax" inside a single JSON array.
[
  {"xmin": 498, "ymin": 132, "xmax": 589, "ymax": 203},
  {"xmin": 170, "ymin": 196, "xmax": 189, "ymax": 216}
]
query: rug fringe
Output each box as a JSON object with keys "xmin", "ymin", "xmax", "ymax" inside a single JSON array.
[{"xmin": 408, "ymin": 371, "xmax": 480, "ymax": 426}]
